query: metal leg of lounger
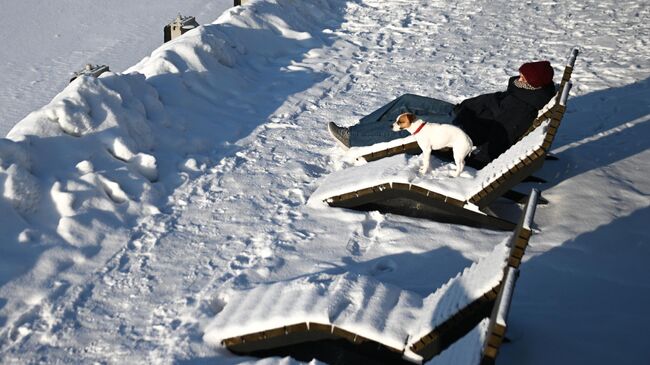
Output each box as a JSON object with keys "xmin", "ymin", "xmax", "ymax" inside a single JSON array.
[{"xmin": 522, "ymin": 175, "xmax": 547, "ymax": 184}]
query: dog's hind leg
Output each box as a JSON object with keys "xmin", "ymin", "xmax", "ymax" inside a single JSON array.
[
  {"xmin": 453, "ymin": 159, "xmax": 464, "ymax": 177},
  {"xmin": 420, "ymin": 148, "xmax": 431, "ymax": 174},
  {"xmin": 452, "ymin": 149, "xmax": 467, "ymax": 177}
]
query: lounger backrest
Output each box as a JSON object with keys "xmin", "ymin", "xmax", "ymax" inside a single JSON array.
[
  {"xmin": 408, "ymin": 189, "xmax": 538, "ymax": 360},
  {"xmin": 422, "ymin": 190, "xmax": 538, "ymax": 364},
  {"xmin": 467, "ymin": 80, "xmax": 571, "ymax": 208},
  {"xmin": 479, "ymin": 191, "xmax": 537, "ymax": 362}
]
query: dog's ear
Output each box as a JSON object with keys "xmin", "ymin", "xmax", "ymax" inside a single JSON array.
[{"xmin": 406, "ymin": 113, "xmax": 417, "ymax": 123}]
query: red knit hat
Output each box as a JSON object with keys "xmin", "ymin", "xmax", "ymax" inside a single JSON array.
[{"xmin": 519, "ymin": 61, "xmax": 554, "ymax": 88}]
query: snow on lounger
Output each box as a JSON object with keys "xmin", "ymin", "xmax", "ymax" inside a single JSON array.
[
  {"xmin": 307, "ymin": 118, "xmax": 551, "ymax": 230},
  {"xmin": 311, "ymin": 120, "xmax": 548, "ymax": 203},
  {"xmin": 203, "ymin": 240, "xmax": 508, "ymax": 359},
  {"xmin": 427, "ymin": 266, "xmax": 520, "ymax": 365}
]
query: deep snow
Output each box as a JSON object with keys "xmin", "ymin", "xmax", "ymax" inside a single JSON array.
[
  {"xmin": 0, "ymin": 0, "xmax": 649, "ymax": 364},
  {"xmin": 0, "ymin": 0, "xmax": 232, "ymax": 137}
]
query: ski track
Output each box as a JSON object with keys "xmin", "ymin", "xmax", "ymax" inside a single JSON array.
[{"xmin": 1, "ymin": 0, "xmax": 648, "ymax": 363}]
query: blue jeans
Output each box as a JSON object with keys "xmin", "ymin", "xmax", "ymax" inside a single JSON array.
[{"xmin": 349, "ymin": 94, "xmax": 456, "ymax": 146}]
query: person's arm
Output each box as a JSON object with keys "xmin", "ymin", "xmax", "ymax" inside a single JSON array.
[{"xmin": 457, "ymin": 92, "xmax": 501, "ymax": 120}]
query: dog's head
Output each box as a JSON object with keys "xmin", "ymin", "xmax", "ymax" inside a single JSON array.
[{"xmin": 392, "ymin": 113, "xmax": 417, "ymax": 132}]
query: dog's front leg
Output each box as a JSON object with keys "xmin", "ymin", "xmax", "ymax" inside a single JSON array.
[{"xmin": 419, "ymin": 148, "xmax": 431, "ymax": 174}]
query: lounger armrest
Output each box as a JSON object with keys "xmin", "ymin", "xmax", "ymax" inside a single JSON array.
[
  {"xmin": 560, "ymin": 82, "xmax": 572, "ymax": 107},
  {"xmin": 567, "ymin": 48, "xmax": 579, "ymax": 68},
  {"xmin": 522, "ymin": 189, "xmax": 539, "ymax": 231}
]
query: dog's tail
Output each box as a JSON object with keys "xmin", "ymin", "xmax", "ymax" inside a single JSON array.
[{"xmin": 468, "ymin": 134, "xmax": 477, "ymax": 154}]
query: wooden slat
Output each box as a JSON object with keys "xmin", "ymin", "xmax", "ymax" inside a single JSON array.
[
  {"xmin": 510, "ymin": 247, "xmax": 526, "ymax": 262},
  {"xmin": 332, "ymin": 326, "xmax": 361, "ymax": 343},
  {"xmin": 515, "ymin": 237, "xmax": 528, "ymax": 250},
  {"xmin": 487, "ymin": 334, "xmax": 504, "ymax": 348},
  {"xmin": 309, "ymin": 322, "xmax": 332, "ymax": 333},
  {"xmin": 223, "ymin": 337, "xmax": 243, "ymax": 347},
  {"xmin": 483, "ymin": 345, "xmax": 498, "ymax": 359},
  {"xmin": 507, "ymin": 257, "xmax": 521, "ymax": 268},
  {"xmin": 492, "ymin": 324, "xmax": 507, "ymax": 338}
]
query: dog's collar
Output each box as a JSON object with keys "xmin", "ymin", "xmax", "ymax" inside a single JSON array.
[{"xmin": 413, "ymin": 121, "xmax": 426, "ymax": 135}]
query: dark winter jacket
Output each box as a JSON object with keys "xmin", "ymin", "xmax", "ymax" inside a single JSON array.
[{"xmin": 453, "ymin": 76, "xmax": 556, "ymax": 167}]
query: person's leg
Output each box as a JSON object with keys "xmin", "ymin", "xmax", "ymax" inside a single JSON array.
[
  {"xmin": 372, "ymin": 94, "xmax": 455, "ymax": 124},
  {"xmin": 358, "ymin": 94, "xmax": 407, "ymax": 125},
  {"xmin": 349, "ymin": 121, "xmax": 410, "ymax": 146},
  {"xmin": 349, "ymin": 94, "xmax": 455, "ymax": 146}
]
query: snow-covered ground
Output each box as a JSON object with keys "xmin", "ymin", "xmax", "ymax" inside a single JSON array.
[
  {"xmin": 1, "ymin": 0, "xmax": 649, "ymax": 364},
  {"xmin": 0, "ymin": 0, "xmax": 232, "ymax": 137}
]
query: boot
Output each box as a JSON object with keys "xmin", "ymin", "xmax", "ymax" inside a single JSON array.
[{"xmin": 327, "ymin": 122, "xmax": 350, "ymax": 148}]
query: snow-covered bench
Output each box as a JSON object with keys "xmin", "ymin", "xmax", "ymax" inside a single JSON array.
[
  {"xmin": 203, "ymin": 191, "xmax": 538, "ymax": 363},
  {"xmin": 309, "ymin": 95, "xmax": 563, "ymax": 231},
  {"xmin": 309, "ymin": 79, "xmax": 570, "ymax": 230}
]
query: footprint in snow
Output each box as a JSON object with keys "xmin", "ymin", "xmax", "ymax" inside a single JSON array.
[{"xmin": 370, "ymin": 259, "xmax": 397, "ymax": 276}]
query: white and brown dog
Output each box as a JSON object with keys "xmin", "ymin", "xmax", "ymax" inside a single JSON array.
[{"xmin": 392, "ymin": 113, "xmax": 474, "ymax": 177}]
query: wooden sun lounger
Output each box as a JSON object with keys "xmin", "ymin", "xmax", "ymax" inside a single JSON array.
[
  {"xmin": 211, "ymin": 191, "xmax": 539, "ymax": 364},
  {"xmin": 320, "ymin": 82, "xmax": 570, "ymax": 231}
]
